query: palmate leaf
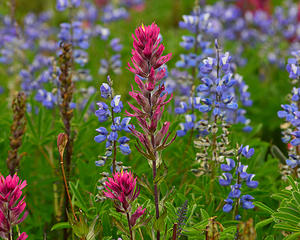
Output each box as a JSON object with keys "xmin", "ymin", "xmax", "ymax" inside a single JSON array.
[
  {"xmin": 272, "ymin": 177, "xmax": 300, "ymax": 236},
  {"xmin": 253, "ymin": 201, "xmax": 274, "ymax": 215},
  {"xmin": 255, "ymin": 217, "xmax": 273, "ymax": 230},
  {"xmin": 283, "ymin": 232, "xmax": 300, "ymax": 240}
]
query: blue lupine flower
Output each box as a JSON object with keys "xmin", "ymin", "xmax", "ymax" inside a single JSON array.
[
  {"xmin": 240, "ymin": 145, "xmax": 255, "ymax": 158},
  {"xmin": 286, "ymin": 58, "xmax": 300, "ymax": 79},
  {"xmin": 95, "ymin": 127, "xmax": 109, "ymax": 143},
  {"xmin": 219, "ymin": 145, "xmax": 258, "ymax": 214},
  {"xmin": 101, "ymin": 5, "xmax": 128, "ymax": 23},
  {"xmin": 286, "ymin": 154, "xmax": 300, "ymax": 168},
  {"xmin": 110, "ymin": 38, "xmax": 122, "ymax": 52},
  {"xmin": 228, "ymin": 184, "xmax": 241, "ymax": 198},
  {"xmin": 175, "ymin": 102, "xmax": 188, "ymax": 114},
  {"xmin": 237, "ymin": 164, "xmax": 248, "ymax": 179},
  {"xmin": 70, "ymin": 0, "xmax": 81, "ymax": 8},
  {"xmin": 221, "ymin": 158, "xmax": 235, "ymax": 171},
  {"xmin": 219, "ymin": 52, "xmax": 231, "ymax": 72},
  {"xmin": 108, "ymin": 131, "xmax": 118, "ymax": 141},
  {"xmin": 100, "ymin": 83, "xmax": 111, "ymax": 99},
  {"xmin": 219, "ymin": 173, "xmax": 233, "ymax": 186},
  {"xmin": 94, "ymin": 77, "xmax": 132, "ymax": 167},
  {"xmin": 120, "ymin": 117, "xmax": 132, "ymax": 132},
  {"xmin": 95, "ymin": 102, "xmax": 109, "ymax": 122},
  {"xmin": 240, "ymin": 195, "xmax": 255, "ymax": 209},
  {"xmin": 223, "ymin": 198, "xmax": 233, "ymax": 212},
  {"xmin": 111, "ymin": 95, "xmax": 123, "ymax": 113},
  {"xmin": 56, "ymin": 0, "xmax": 68, "ymax": 11},
  {"xmin": 246, "ymin": 174, "xmax": 258, "ymax": 188}
]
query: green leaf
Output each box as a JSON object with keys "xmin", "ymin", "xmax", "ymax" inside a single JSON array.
[
  {"xmin": 287, "ymin": 176, "xmax": 299, "ymax": 191},
  {"xmin": 255, "ymin": 218, "xmax": 273, "ymax": 229},
  {"xmin": 273, "ymin": 212, "xmax": 300, "ymax": 225},
  {"xmin": 278, "ymin": 208, "xmax": 300, "ymax": 221},
  {"xmin": 270, "ymin": 145, "xmax": 286, "ymax": 164},
  {"xmin": 51, "ymin": 222, "xmax": 71, "ymax": 231},
  {"xmin": 69, "ymin": 181, "xmax": 88, "ymax": 212},
  {"xmin": 273, "ymin": 223, "xmax": 300, "ymax": 232},
  {"xmin": 200, "ymin": 208, "xmax": 209, "ymax": 220},
  {"xmin": 253, "ymin": 201, "xmax": 274, "ymax": 214},
  {"xmin": 153, "ymin": 162, "xmax": 168, "ymax": 186},
  {"xmin": 154, "ymin": 207, "xmax": 167, "ymax": 233},
  {"xmin": 293, "ymin": 192, "xmax": 300, "ymax": 206},
  {"xmin": 86, "ymin": 216, "xmax": 101, "ymax": 240},
  {"xmin": 283, "ymin": 232, "xmax": 300, "ymax": 240}
]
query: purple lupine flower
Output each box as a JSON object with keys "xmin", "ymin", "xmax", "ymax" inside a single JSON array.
[
  {"xmin": 94, "ymin": 77, "xmax": 132, "ymax": 170},
  {"xmin": 219, "ymin": 144, "xmax": 258, "ymax": 217},
  {"xmin": 56, "ymin": 0, "xmax": 68, "ymax": 11}
]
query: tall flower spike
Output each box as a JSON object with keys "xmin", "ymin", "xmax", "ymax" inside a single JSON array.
[
  {"xmin": 0, "ymin": 174, "xmax": 28, "ymax": 239},
  {"xmin": 278, "ymin": 50, "xmax": 300, "ymax": 179},
  {"xmin": 127, "ymin": 23, "xmax": 176, "ymax": 240},
  {"xmin": 7, "ymin": 92, "xmax": 27, "ymax": 176},
  {"xmin": 94, "ymin": 76, "xmax": 132, "ymax": 173},
  {"xmin": 219, "ymin": 144, "xmax": 258, "ymax": 219}
]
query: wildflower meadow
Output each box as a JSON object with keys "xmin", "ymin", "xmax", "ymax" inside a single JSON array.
[{"xmin": 1, "ymin": 0, "xmax": 300, "ymax": 239}]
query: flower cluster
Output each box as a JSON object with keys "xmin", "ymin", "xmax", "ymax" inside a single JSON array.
[
  {"xmin": 98, "ymin": 36, "xmax": 122, "ymax": 76},
  {"xmin": 176, "ymin": 41, "xmax": 252, "ymax": 137},
  {"xmin": 0, "ymin": 174, "xmax": 28, "ymax": 240},
  {"xmin": 278, "ymin": 51, "xmax": 300, "ymax": 174},
  {"xmin": 219, "ymin": 145, "xmax": 258, "ymax": 217},
  {"xmin": 127, "ymin": 23, "xmax": 176, "ymax": 159},
  {"xmin": 94, "ymin": 76, "xmax": 132, "ymax": 170},
  {"xmin": 56, "ymin": 0, "xmax": 81, "ymax": 11},
  {"xmin": 127, "ymin": 23, "xmax": 176, "ymax": 239},
  {"xmin": 103, "ymin": 171, "xmax": 146, "ymax": 228}
]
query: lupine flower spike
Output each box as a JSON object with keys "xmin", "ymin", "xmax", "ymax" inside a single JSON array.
[
  {"xmin": 0, "ymin": 174, "xmax": 28, "ymax": 240},
  {"xmin": 127, "ymin": 23, "xmax": 176, "ymax": 240},
  {"xmin": 103, "ymin": 171, "xmax": 146, "ymax": 239},
  {"xmin": 278, "ymin": 50, "xmax": 300, "ymax": 178},
  {"xmin": 94, "ymin": 76, "xmax": 132, "ymax": 173},
  {"xmin": 219, "ymin": 145, "xmax": 258, "ymax": 220}
]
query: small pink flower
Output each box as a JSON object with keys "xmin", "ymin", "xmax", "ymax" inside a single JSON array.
[
  {"xmin": 0, "ymin": 174, "xmax": 28, "ymax": 239},
  {"xmin": 17, "ymin": 232, "xmax": 28, "ymax": 240},
  {"xmin": 128, "ymin": 23, "xmax": 172, "ymax": 78},
  {"xmin": 103, "ymin": 171, "xmax": 140, "ymax": 212},
  {"xmin": 130, "ymin": 206, "xmax": 146, "ymax": 226}
]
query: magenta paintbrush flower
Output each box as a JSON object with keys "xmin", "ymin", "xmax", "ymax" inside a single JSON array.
[
  {"xmin": 0, "ymin": 174, "xmax": 28, "ymax": 240},
  {"xmin": 103, "ymin": 170, "xmax": 140, "ymax": 212},
  {"xmin": 127, "ymin": 22, "xmax": 176, "ymax": 240},
  {"xmin": 16, "ymin": 232, "xmax": 28, "ymax": 240},
  {"xmin": 103, "ymin": 171, "xmax": 146, "ymax": 238},
  {"xmin": 128, "ymin": 23, "xmax": 172, "ymax": 78},
  {"xmin": 127, "ymin": 23, "xmax": 176, "ymax": 159}
]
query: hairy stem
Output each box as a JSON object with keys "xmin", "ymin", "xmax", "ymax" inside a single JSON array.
[
  {"xmin": 153, "ymin": 157, "xmax": 160, "ymax": 240},
  {"xmin": 126, "ymin": 212, "xmax": 133, "ymax": 240},
  {"xmin": 59, "ymin": 152, "xmax": 78, "ymax": 222}
]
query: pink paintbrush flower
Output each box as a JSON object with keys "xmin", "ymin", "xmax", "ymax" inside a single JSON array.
[
  {"xmin": 0, "ymin": 174, "xmax": 28, "ymax": 239},
  {"xmin": 17, "ymin": 232, "xmax": 28, "ymax": 240},
  {"xmin": 127, "ymin": 23, "xmax": 176, "ymax": 157},
  {"xmin": 127, "ymin": 24, "xmax": 175, "ymax": 239},
  {"xmin": 103, "ymin": 171, "xmax": 146, "ymax": 232},
  {"xmin": 128, "ymin": 23, "xmax": 172, "ymax": 78},
  {"xmin": 103, "ymin": 171, "xmax": 140, "ymax": 212}
]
